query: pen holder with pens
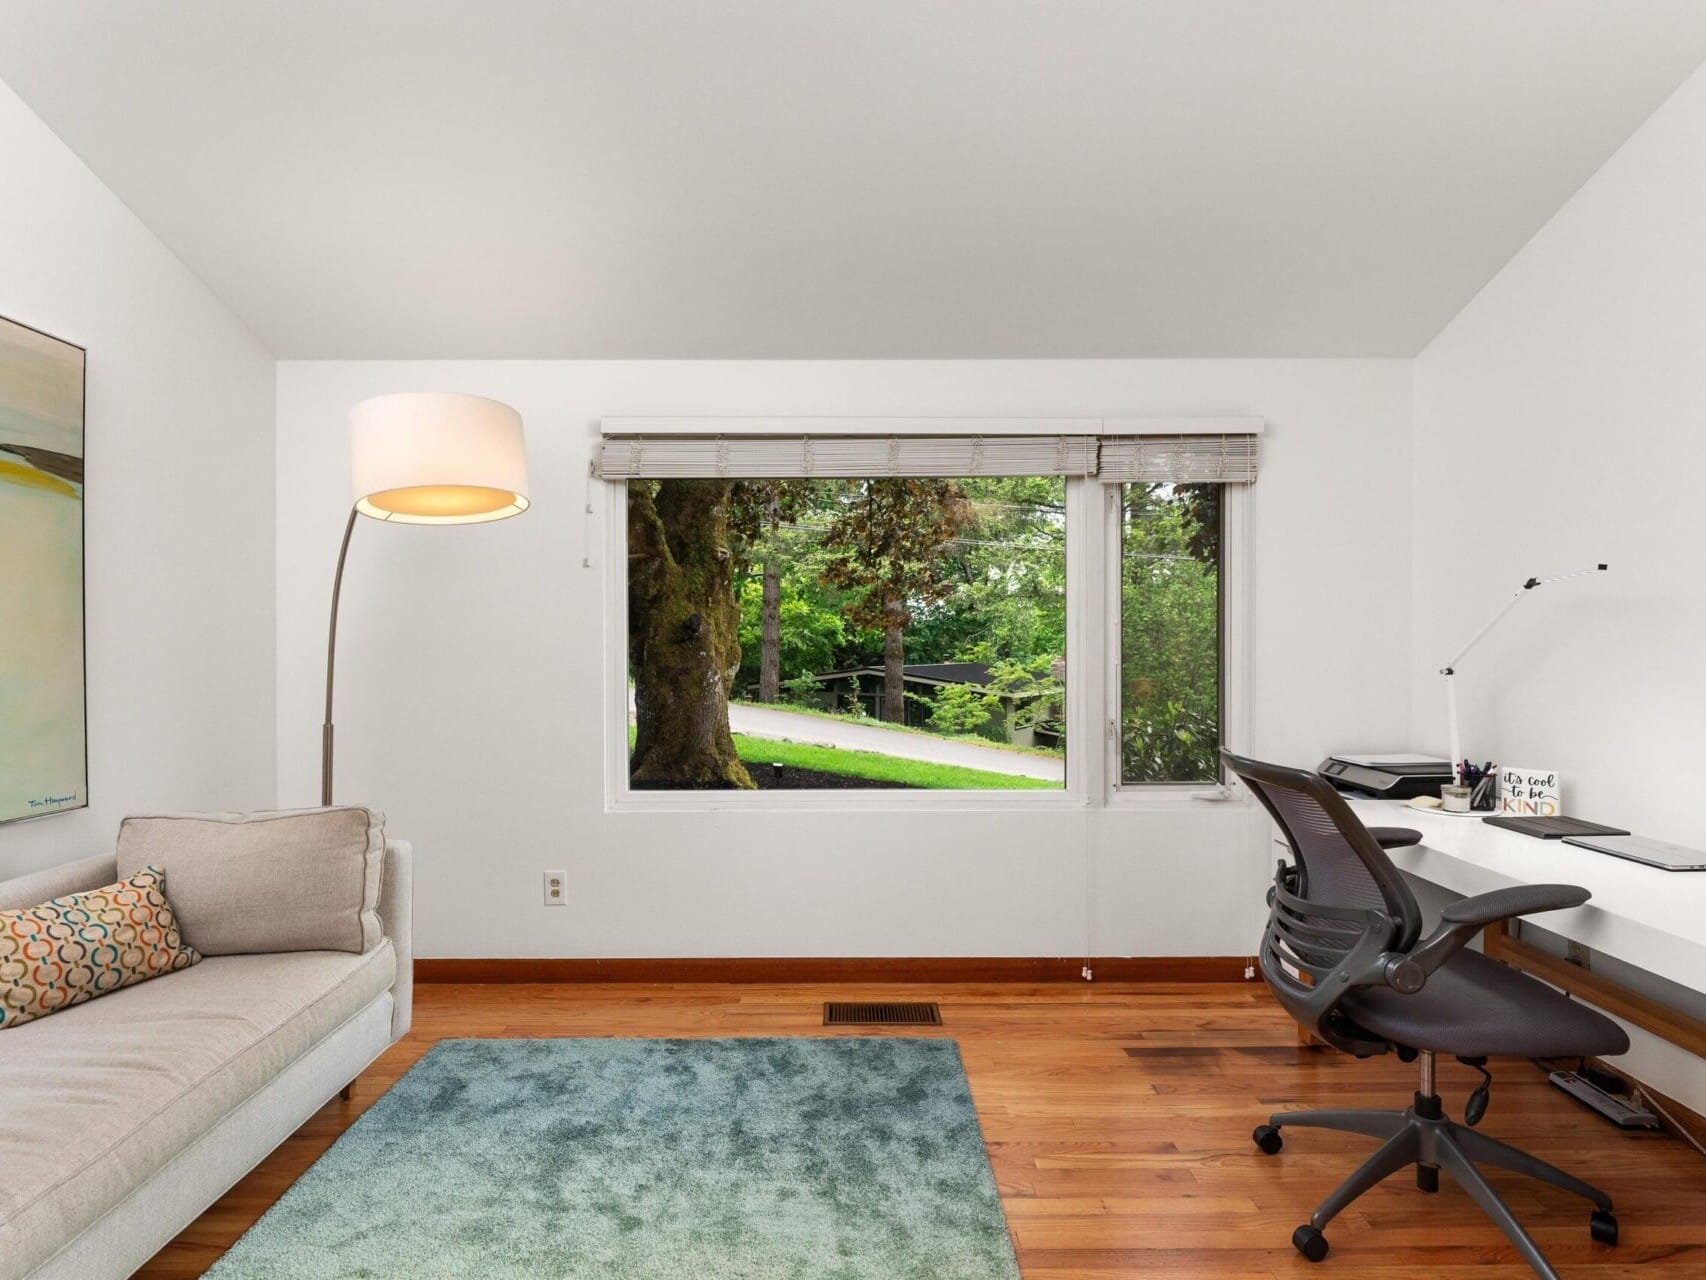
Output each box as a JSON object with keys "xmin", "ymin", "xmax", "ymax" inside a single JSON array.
[{"xmin": 1455, "ymin": 762, "xmax": 1499, "ymax": 812}]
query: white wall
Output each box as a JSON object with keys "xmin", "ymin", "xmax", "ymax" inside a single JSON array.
[
  {"xmin": 1413, "ymin": 62, "xmax": 1706, "ymax": 1112},
  {"xmin": 276, "ymin": 359, "xmax": 1411, "ymax": 959},
  {"xmin": 0, "ymin": 81, "xmax": 277, "ymax": 876},
  {"xmin": 1413, "ymin": 61, "xmax": 1706, "ymax": 846}
]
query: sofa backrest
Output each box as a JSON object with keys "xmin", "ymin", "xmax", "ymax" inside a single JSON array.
[{"xmin": 0, "ymin": 853, "xmax": 119, "ymax": 911}]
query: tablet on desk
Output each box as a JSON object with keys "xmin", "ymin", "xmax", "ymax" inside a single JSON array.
[
  {"xmin": 1562, "ymin": 834, "xmax": 1706, "ymax": 872},
  {"xmin": 1481, "ymin": 815, "xmax": 1629, "ymax": 839}
]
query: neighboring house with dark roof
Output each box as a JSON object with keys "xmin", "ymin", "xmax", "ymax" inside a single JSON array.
[{"xmin": 780, "ymin": 661, "xmax": 1057, "ymax": 746}]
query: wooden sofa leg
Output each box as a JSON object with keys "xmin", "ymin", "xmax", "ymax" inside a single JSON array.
[{"xmin": 339, "ymin": 1083, "xmax": 353, "ymax": 1101}]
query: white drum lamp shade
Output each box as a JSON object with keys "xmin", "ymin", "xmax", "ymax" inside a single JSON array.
[
  {"xmin": 322, "ymin": 390, "xmax": 530, "ymax": 805},
  {"xmin": 350, "ymin": 391, "xmax": 529, "ymax": 524}
]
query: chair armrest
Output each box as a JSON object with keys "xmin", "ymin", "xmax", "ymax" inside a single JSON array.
[
  {"xmin": 378, "ymin": 839, "xmax": 413, "ymax": 1040},
  {"xmin": 1441, "ymin": 883, "xmax": 1591, "ymax": 926},
  {"xmin": 1367, "ymin": 826, "xmax": 1423, "ymax": 850},
  {"xmin": 1402, "ymin": 883, "xmax": 1591, "ymax": 983}
]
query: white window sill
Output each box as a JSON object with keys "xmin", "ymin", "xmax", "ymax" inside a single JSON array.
[
  {"xmin": 605, "ymin": 784, "xmax": 1248, "ymax": 815},
  {"xmin": 606, "ymin": 788, "xmax": 1091, "ymax": 815},
  {"xmin": 1103, "ymin": 783, "xmax": 1250, "ymax": 812}
]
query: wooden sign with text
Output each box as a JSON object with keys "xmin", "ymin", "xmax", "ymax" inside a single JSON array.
[{"xmin": 1498, "ymin": 767, "xmax": 1561, "ymax": 817}]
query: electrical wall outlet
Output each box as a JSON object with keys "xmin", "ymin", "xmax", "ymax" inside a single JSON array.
[{"xmin": 542, "ymin": 870, "xmax": 567, "ymax": 906}]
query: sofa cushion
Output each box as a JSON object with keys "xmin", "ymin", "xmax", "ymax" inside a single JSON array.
[
  {"xmin": 0, "ymin": 941, "xmax": 395, "ymax": 1279},
  {"xmin": 0, "ymin": 867, "xmax": 201, "ymax": 1030},
  {"xmin": 116, "ymin": 807, "xmax": 385, "ymax": 955}
]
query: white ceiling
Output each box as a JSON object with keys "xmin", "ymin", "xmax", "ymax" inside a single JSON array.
[{"xmin": 4, "ymin": 2, "xmax": 1706, "ymax": 358}]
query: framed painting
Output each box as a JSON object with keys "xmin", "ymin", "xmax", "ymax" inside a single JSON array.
[{"xmin": 0, "ymin": 315, "xmax": 86, "ymax": 824}]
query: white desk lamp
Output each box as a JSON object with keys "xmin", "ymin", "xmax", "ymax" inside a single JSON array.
[
  {"xmin": 1441, "ymin": 563, "xmax": 1607, "ymax": 786},
  {"xmin": 321, "ymin": 392, "xmax": 530, "ymax": 804}
]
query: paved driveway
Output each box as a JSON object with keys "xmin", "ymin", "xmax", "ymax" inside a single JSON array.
[{"xmin": 726, "ymin": 702, "xmax": 1065, "ymax": 783}]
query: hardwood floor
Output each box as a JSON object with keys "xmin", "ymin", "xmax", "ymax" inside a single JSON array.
[{"xmin": 137, "ymin": 980, "xmax": 1706, "ymax": 1278}]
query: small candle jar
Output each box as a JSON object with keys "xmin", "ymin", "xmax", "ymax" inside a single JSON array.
[{"xmin": 1440, "ymin": 784, "xmax": 1473, "ymax": 814}]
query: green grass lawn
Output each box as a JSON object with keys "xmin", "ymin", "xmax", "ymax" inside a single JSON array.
[
  {"xmin": 732, "ymin": 734, "xmax": 1056, "ymax": 790},
  {"xmin": 626, "ymin": 725, "xmax": 1056, "ymax": 790},
  {"xmin": 729, "ymin": 699, "xmax": 1065, "ymax": 759}
]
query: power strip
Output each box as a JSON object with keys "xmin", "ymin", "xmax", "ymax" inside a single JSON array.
[{"xmin": 1549, "ymin": 1070, "xmax": 1660, "ymax": 1129}]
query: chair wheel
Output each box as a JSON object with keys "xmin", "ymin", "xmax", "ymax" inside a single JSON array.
[
  {"xmin": 1292, "ymin": 1224, "xmax": 1329, "ymax": 1262},
  {"xmin": 1253, "ymin": 1124, "xmax": 1283, "ymax": 1154},
  {"xmin": 1590, "ymin": 1209, "xmax": 1618, "ymax": 1246}
]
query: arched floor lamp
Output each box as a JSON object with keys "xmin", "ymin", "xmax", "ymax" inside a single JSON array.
[{"xmin": 323, "ymin": 392, "xmax": 530, "ymax": 804}]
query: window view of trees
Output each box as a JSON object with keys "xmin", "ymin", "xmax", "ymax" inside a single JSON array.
[
  {"xmin": 625, "ymin": 473, "xmax": 1223, "ymax": 792},
  {"xmin": 628, "ymin": 476, "xmax": 1067, "ymax": 791},
  {"xmin": 1119, "ymin": 483, "xmax": 1222, "ymax": 783}
]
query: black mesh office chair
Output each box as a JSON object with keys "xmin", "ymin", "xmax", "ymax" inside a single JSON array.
[{"xmin": 1223, "ymin": 751, "xmax": 1629, "ymax": 1280}]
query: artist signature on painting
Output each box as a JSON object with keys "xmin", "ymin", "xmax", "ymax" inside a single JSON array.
[{"xmin": 27, "ymin": 795, "xmax": 78, "ymax": 810}]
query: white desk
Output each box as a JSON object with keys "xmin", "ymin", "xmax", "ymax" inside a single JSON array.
[
  {"xmin": 1343, "ymin": 797, "xmax": 1706, "ymax": 995},
  {"xmin": 1262, "ymin": 797, "xmax": 1706, "ymax": 1120}
]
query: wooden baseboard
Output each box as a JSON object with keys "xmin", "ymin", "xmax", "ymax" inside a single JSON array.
[
  {"xmin": 414, "ymin": 955, "xmax": 1253, "ymax": 984},
  {"xmin": 1633, "ymin": 1077, "xmax": 1706, "ymax": 1153}
]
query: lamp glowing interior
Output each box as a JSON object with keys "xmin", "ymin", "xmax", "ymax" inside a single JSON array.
[
  {"xmin": 349, "ymin": 392, "xmax": 529, "ymax": 525},
  {"xmin": 357, "ymin": 485, "xmax": 528, "ymax": 523}
]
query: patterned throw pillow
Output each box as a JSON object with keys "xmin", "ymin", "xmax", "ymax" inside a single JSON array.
[{"xmin": 0, "ymin": 866, "xmax": 201, "ymax": 1030}]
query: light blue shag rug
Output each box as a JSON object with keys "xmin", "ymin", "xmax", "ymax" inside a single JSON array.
[{"xmin": 206, "ymin": 1037, "xmax": 1020, "ymax": 1279}]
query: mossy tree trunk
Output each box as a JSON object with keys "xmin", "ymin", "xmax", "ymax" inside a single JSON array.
[
  {"xmin": 882, "ymin": 599, "xmax": 907, "ymax": 724},
  {"xmin": 759, "ymin": 563, "xmax": 781, "ymax": 702},
  {"xmin": 628, "ymin": 480, "xmax": 754, "ymax": 788}
]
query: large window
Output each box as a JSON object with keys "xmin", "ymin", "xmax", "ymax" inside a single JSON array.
[
  {"xmin": 600, "ymin": 422, "xmax": 1256, "ymax": 806},
  {"xmin": 625, "ymin": 476, "xmax": 1067, "ymax": 792},
  {"xmin": 1118, "ymin": 483, "xmax": 1222, "ymax": 784}
]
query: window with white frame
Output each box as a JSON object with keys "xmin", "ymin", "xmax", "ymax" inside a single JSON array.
[
  {"xmin": 596, "ymin": 423, "xmax": 1257, "ymax": 804},
  {"xmin": 1118, "ymin": 482, "xmax": 1223, "ymax": 783}
]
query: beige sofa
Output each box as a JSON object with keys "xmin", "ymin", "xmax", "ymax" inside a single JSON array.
[{"xmin": 0, "ymin": 840, "xmax": 412, "ymax": 1280}]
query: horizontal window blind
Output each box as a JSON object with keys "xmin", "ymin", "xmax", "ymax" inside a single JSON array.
[
  {"xmin": 595, "ymin": 428, "xmax": 1260, "ymax": 482},
  {"xmin": 595, "ymin": 435, "xmax": 1101, "ymax": 479},
  {"xmin": 1096, "ymin": 433, "xmax": 1259, "ymax": 484}
]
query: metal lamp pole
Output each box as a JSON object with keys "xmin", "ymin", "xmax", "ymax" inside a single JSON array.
[
  {"xmin": 321, "ymin": 506, "xmax": 360, "ymax": 806},
  {"xmin": 1441, "ymin": 564, "xmax": 1607, "ymax": 785}
]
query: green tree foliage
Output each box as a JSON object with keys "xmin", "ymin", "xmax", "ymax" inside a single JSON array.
[
  {"xmin": 987, "ymin": 657, "xmax": 1064, "ymax": 735},
  {"xmin": 820, "ymin": 479, "xmax": 973, "ymax": 723},
  {"xmin": 908, "ymin": 476, "xmax": 1067, "ymax": 672},
  {"xmin": 728, "ymin": 476, "xmax": 1072, "ymax": 736},
  {"xmin": 736, "ymin": 578, "xmax": 844, "ymax": 684},
  {"xmin": 779, "ymin": 669, "xmax": 827, "ymax": 706},
  {"xmin": 727, "ymin": 480, "xmax": 826, "ymax": 702},
  {"xmin": 1119, "ymin": 484, "xmax": 1220, "ymax": 782},
  {"xmin": 915, "ymin": 656, "xmax": 1064, "ymax": 743},
  {"xmin": 921, "ymin": 680, "xmax": 1005, "ymax": 738},
  {"xmin": 632, "ymin": 468, "xmax": 1220, "ymax": 787},
  {"xmin": 730, "ymin": 486, "xmax": 854, "ymax": 697}
]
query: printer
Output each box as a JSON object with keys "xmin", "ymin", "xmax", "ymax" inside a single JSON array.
[{"xmin": 1317, "ymin": 753, "xmax": 1453, "ymax": 800}]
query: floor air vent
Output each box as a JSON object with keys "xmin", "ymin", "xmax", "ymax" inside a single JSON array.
[{"xmin": 824, "ymin": 1001, "xmax": 942, "ymax": 1026}]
